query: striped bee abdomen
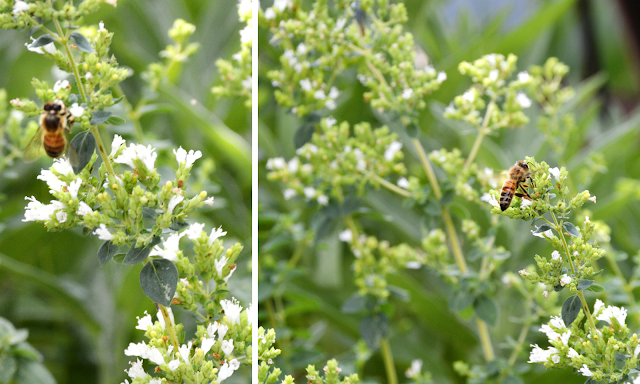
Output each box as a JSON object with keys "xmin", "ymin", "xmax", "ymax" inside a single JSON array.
[
  {"xmin": 43, "ymin": 133, "xmax": 66, "ymax": 158},
  {"xmin": 500, "ymin": 179, "xmax": 516, "ymax": 211}
]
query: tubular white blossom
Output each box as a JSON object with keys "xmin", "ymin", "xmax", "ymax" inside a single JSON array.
[
  {"xmin": 53, "ymin": 80, "xmax": 70, "ymax": 92},
  {"xmin": 220, "ymin": 298, "xmax": 243, "ymax": 325},
  {"xmin": 68, "ymin": 178, "xmax": 82, "ymax": 199},
  {"xmin": 93, "ymin": 223, "xmax": 115, "ymax": 240},
  {"xmin": 579, "ymin": 364, "xmax": 593, "ymax": 377},
  {"xmin": 317, "ymin": 195, "xmax": 329, "ymax": 205},
  {"xmin": 595, "ymin": 302, "xmax": 627, "ymax": 326},
  {"xmin": 549, "ymin": 167, "xmax": 561, "ymax": 181},
  {"xmin": 401, "ymin": 89, "xmax": 413, "ymax": 100},
  {"xmin": 168, "ymin": 359, "xmax": 180, "ymax": 371},
  {"xmin": 184, "ymin": 222, "xmax": 205, "ymax": 240},
  {"xmin": 560, "ymin": 274, "xmax": 571, "ymax": 286},
  {"xmin": 303, "ymin": 187, "xmax": 316, "ymax": 198},
  {"xmin": 135, "ymin": 311, "xmax": 153, "ymax": 330},
  {"xmin": 218, "ymin": 359, "xmax": 240, "ymax": 381},
  {"xmin": 300, "ymin": 79, "xmax": 312, "ymax": 91},
  {"xmin": 209, "ymin": 226, "xmax": 227, "ymax": 245},
  {"xmin": 567, "ymin": 348, "xmax": 579, "ymax": 359},
  {"xmin": 76, "ymin": 202, "xmax": 94, "ymax": 216},
  {"xmin": 384, "ymin": 141, "xmax": 403, "ymax": 161},
  {"xmin": 480, "ymin": 193, "xmax": 500, "ymax": 208},
  {"xmin": 283, "ymin": 188, "xmax": 296, "ymax": 200},
  {"xmin": 110, "ymin": 135, "xmax": 126, "ymax": 157},
  {"xmin": 221, "ymin": 339, "xmax": 234, "ymax": 356},
  {"xmin": 173, "ymin": 147, "xmax": 203, "ymax": 168},
  {"xmin": 178, "ymin": 341, "xmax": 192, "ymax": 364},
  {"xmin": 12, "ymin": 0, "xmax": 30, "ymax": 13},
  {"xmin": 168, "ymin": 195, "xmax": 184, "ymax": 213},
  {"xmin": 69, "ymin": 103, "xmax": 84, "ymax": 117},
  {"xmin": 125, "ymin": 359, "xmax": 148, "ymax": 379},
  {"xmin": 405, "ymin": 359, "xmax": 422, "ymax": 378},
  {"xmin": 338, "ymin": 229, "xmax": 352, "ymax": 242},
  {"xmin": 215, "ymin": 256, "xmax": 229, "ymax": 277},
  {"xmin": 516, "ymin": 92, "xmax": 531, "ymax": 108},
  {"xmin": 115, "ymin": 143, "xmax": 158, "ymax": 171},
  {"xmin": 149, "ymin": 232, "xmax": 185, "ymax": 262},
  {"xmin": 156, "ymin": 307, "xmax": 174, "ymax": 330},
  {"xmin": 201, "ymin": 338, "xmax": 215, "ymax": 355},
  {"xmin": 551, "ymin": 250, "xmax": 561, "ymax": 260},
  {"xmin": 528, "ymin": 344, "xmax": 558, "ymax": 363}
]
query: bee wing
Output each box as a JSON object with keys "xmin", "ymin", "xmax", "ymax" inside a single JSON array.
[
  {"xmin": 66, "ymin": 133, "xmax": 79, "ymax": 167},
  {"xmin": 23, "ymin": 127, "xmax": 45, "ymax": 163}
]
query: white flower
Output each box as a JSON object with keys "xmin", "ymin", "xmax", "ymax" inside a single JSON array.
[
  {"xmin": 69, "ymin": 103, "xmax": 84, "ymax": 117},
  {"xmin": 397, "ymin": 177, "xmax": 409, "ymax": 189},
  {"xmin": 317, "ymin": 195, "xmax": 329, "ymax": 205},
  {"xmin": 149, "ymin": 232, "xmax": 184, "ymax": 262},
  {"xmin": 184, "ymin": 222, "xmax": 205, "ymax": 240},
  {"xmin": 178, "ymin": 341, "xmax": 192, "ymax": 364},
  {"xmin": 265, "ymin": 8, "xmax": 276, "ymax": 19},
  {"xmin": 53, "ymin": 80, "xmax": 70, "ymax": 92},
  {"xmin": 124, "ymin": 342, "xmax": 165, "ymax": 365},
  {"xmin": 114, "ymin": 144, "xmax": 157, "ymax": 171},
  {"xmin": 384, "ymin": 141, "xmax": 403, "ymax": 161},
  {"xmin": 125, "ymin": 359, "xmax": 148, "ymax": 379},
  {"xmin": 239, "ymin": 25, "xmax": 251, "ymax": 44},
  {"xmin": 595, "ymin": 303, "xmax": 627, "ymax": 326},
  {"xmin": 635, "ymin": 345, "xmax": 640, "ymax": 359},
  {"xmin": 303, "ymin": 187, "xmax": 316, "ymax": 199},
  {"xmin": 221, "ymin": 339, "xmax": 234, "ymax": 356},
  {"xmin": 560, "ymin": 274, "xmax": 571, "ymax": 286},
  {"xmin": 314, "ymin": 89, "xmax": 326, "ymax": 100},
  {"xmin": 325, "ymin": 117, "xmax": 337, "ymax": 128},
  {"xmin": 93, "ymin": 223, "xmax": 115, "ymax": 240},
  {"xmin": 480, "ymin": 193, "xmax": 500, "ymax": 208},
  {"xmin": 246, "ymin": 303, "xmax": 253, "ymax": 326},
  {"xmin": 214, "ymin": 256, "xmax": 228, "ymax": 278},
  {"xmin": 528, "ymin": 344, "xmax": 558, "ymax": 363},
  {"xmin": 76, "ymin": 202, "xmax": 93, "ymax": 216},
  {"xmin": 401, "ymin": 89, "xmax": 413, "ymax": 100},
  {"xmin": 237, "ymin": 0, "xmax": 252, "ymax": 20},
  {"xmin": 273, "ymin": 0, "xmax": 292, "ymax": 11},
  {"xmin": 335, "ymin": 17, "xmax": 347, "ymax": 31},
  {"xmin": 549, "ymin": 167, "xmax": 561, "ymax": 181},
  {"xmin": 531, "ymin": 227, "xmax": 554, "ymax": 238},
  {"xmin": 485, "ymin": 54, "xmax": 497, "ymax": 65},
  {"xmin": 283, "ymin": 188, "xmax": 296, "ymax": 200},
  {"xmin": 462, "ymin": 90, "xmax": 475, "ymax": 102},
  {"xmin": 201, "ymin": 338, "xmax": 215, "ymax": 355},
  {"xmin": 66, "ymin": 179, "xmax": 81, "ymax": 199},
  {"xmin": 328, "ymin": 87, "xmax": 340, "ymax": 99},
  {"xmin": 518, "ymin": 71, "xmax": 531, "ymax": 82},
  {"xmin": 12, "ymin": 0, "xmax": 30, "ymax": 14},
  {"xmin": 516, "ymin": 92, "xmax": 531, "ymax": 108},
  {"xmin": 325, "ymin": 99, "xmax": 337, "ymax": 110},
  {"xmin": 203, "ymin": 196, "xmax": 214, "ymax": 206},
  {"xmin": 296, "ymin": 43, "xmax": 307, "ymax": 55},
  {"xmin": 551, "ymin": 250, "xmax": 561, "ymax": 260},
  {"xmin": 135, "ymin": 311, "xmax": 153, "ymax": 330},
  {"xmin": 589, "ymin": 195, "xmax": 597, "ymax": 203},
  {"xmin": 266, "ymin": 157, "xmax": 286, "ymax": 170},
  {"xmin": 579, "ymin": 364, "xmax": 593, "ymax": 377},
  {"xmin": 489, "ymin": 69, "xmax": 499, "ymax": 81},
  {"xmin": 220, "ymin": 298, "xmax": 243, "ymax": 325},
  {"xmin": 300, "ymin": 79, "xmax": 312, "ymax": 91},
  {"xmin": 405, "ymin": 359, "xmax": 422, "ymax": 378},
  {"xmin": 85, "ymin": 72, "xmax": 93, "ymax": 80},
  {"xmin": 520, "ymin": 199, "xmax": 532, "ymax": 208},
  {"xmin": 168, "ymin": 359, "xmax": 180, "ymax": 371},
  {"xmin": 25, "ymin": 39, "xmax": 56, "ymax": 55},
  {"xmin": 559, "ymin": 330, "xmax": 571, "ymax": 345},
  {"xmin": 218, "ymin": 359, "xmax": 240, "ymax": 381},
  {"xmin": 167, "ymin": 195, "xmax": 184, "ymax": 213},
  {"xmin": 173, "ymin": 147, "xmax": 202, "ymax": 168},
  {"xmin": 56, "ymin": 210, "xmax": 67, "ymax": 223},
  {"xmin": 110, "ymin": 135, "xmax": 126, "ymax": 157},
  {"xmin": 338, "ymin": 229, "xmax": 352, "ymax": 242},
  {"xmin": 551, "ymin": 354, "xmax": 560, "ymax": 364},
  {"xmin": 209, "ymin": 226, "xmax": 227, "ymax": 245},
  {"xmin": 405, "ymin": 261, "xmax": 421, "ymax": 269},
  {"xmin": 567, "ymin": 348, "xmax": 579, "ymax": 359},
  {"xmin": 437, "ymin": 71, "xmax": 447, "ymax": 82}
]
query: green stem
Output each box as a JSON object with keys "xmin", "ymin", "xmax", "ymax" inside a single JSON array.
[
  {"xmin": 90, "ymin": 125, "xmax": 116, "ymax": 176},
  {"xmin": 463, "ymin": 101, "xmax": 495, "ymax": 172},
  {"xmin": 380, "ymin": 338, "xmax": 398, "ymax": 384},
  {"xmin": 412, "ymin": 138, "xmax": 442, "ymax": 199},
  {"xmin": 370, "ymin": 172, "xmax": 411, "ymax": 197},
  {"xmin": 158, "ymin": 304, "xmax": 180, "ymax": 351}
]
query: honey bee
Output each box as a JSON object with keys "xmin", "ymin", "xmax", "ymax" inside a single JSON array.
[
  {"xmin": 500, "ymin": 160, "xmax": 535, "ymax": 211},
  {"xmin": 23, "ymin": 100, "xmax": 78, "ymax": 165}
]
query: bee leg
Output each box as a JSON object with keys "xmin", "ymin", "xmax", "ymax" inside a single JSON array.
[
  {"xmin": 516, "ymin": 186, "xmax": 533, "ymax": 200},
  {"xmin": 65, "ymin": 110, "xmax": 74, "ymax": 131}
]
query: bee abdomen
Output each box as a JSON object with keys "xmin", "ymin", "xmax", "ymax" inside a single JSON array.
[
  {"xmin": 500, "ymin": 180, "xmax": 516, "ymax": 211},
  {"xmin": 43, "ymin": 133, "xmax": 65, "ymax": 158}
]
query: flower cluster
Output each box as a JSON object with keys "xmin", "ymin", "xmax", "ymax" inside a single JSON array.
[
  {"xmin": 0, "ymin": 316, "xmax": 56, "ymax": 383},
  {"xmin": 259, "ymin": 0, "xmax": 446, "ymax": 122},
  {"xmin": 212, "ymin": 0, "xmax": 252, "ymax": 107},
  {"xmin": 266, "ymin": 117, "xmax": 406, "ymax": 205},
  {"xmin": 0, "ymin": 0, "xmax": 116, "ymax": 30}
]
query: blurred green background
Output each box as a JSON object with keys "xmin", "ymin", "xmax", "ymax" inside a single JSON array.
[
  {"xmin": 0, "ymin": 1, "xmax": 251, "ymax": 383},
  {"xmin": 258, "ymin": 0, "xmax": 640, "ymax": 383}
]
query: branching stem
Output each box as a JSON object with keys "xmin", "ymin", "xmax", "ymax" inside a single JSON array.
[{"xmin": 158, "ymin": 304, "xmax": 180, "ymax": 351}]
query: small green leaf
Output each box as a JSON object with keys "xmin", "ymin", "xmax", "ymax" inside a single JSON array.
[
  {"xmin": 112, "ymin": 253, "xmax": 126, "ymax": 263},
  {"xmin": 0, "ymin": 356, "xmax": 17, "ymax": 383},
  {"xmin": 112, "ymin": 96, "xmax": 125, "ymax": 105},
  {"xmin": 587, "ymin": 284, "xmax": 605, "ymax": 293},
  {"xmin": 142, "ymin": 207, "xmax": 158, "ymax": 221},
  {"xmin": 359, "ymin": 312, "xmax": 389, "ymax": 350},
  {"xmin": 70, "ymin": 130, "xmax": 96, "ymax": 174},
  {"xmin": 561, "ymin": 295, "xmax": 582, "ymax": 326},
  {"xmin": 69, "ymin": 32, "xmax": 95, "ymax": 53},
  {"xmin": 90, "ymin": 110, "xmax": 112, "ymax": 125},
  {"xmin": 12, "ymin": 342, "xmax": 42, "ymax": 361},
  {"xmin": 14, "ymin": 360, "xmax": 56, "ymax": 384},
  {"xmin": 473, "ymin": 294, "xmax": 499, "ymax": 326},
  {"xmin": 139, "ymin": 259, "xmax": 178, "ymax": 306},
  {"xmin": 577, "ymin": 279, "xmax": 594, "ymax": 290},
  {"xmin": 450, "ymin": 290, "xmax": 475, "ymax": 311},
  {"xmin": 169, "ymin": 220, "xmax": 189, "ymax": 231},
  {"xmin": 105, "ymin": 115, "xmax": 126, "ymax": 126},
  {"xmin": 30, "ymin": 34, "xmax": 54, "ymax": 48},
  {"xmin": 501, "ymin": 375, "xmax": 524, "ymax": 384},
  {"xmin": 406, "ymin": 123, "xmax": 420, "ymax": 138},
  {"xmin": 97, "ymin": 240, "xmax": 118, "ymax": 267},
  {"xmin": 387, "ymin": 285, "xmax": 410, "ymax": 302},
  {"xmin": 294, "ymin": 123, "xmax": 315, "ymax": 148},
  {"xmin": 562, "ymin": 222, "xmax": 581, "ymax": 237},
  {"xmin": 533, "ymin": 223, "xmax": 553, "ymax": 234},
  {"xmin": 123, "ymin": 237, "xmax": 162, "ymax": 265},
  {"xmin": 341, "ymin": 293, "xmax": 367, "ymax": 314}
]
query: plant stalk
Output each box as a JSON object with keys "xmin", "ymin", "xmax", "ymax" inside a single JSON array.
[
  {"xmin": 380, "ymin": 338, "xmax": 398, "ymax": 384},
  {"xmin": 463, "ymin": 100, "xmax": 495, "ymax": 172},
  {"xmin": 371, "ymin": 173, "xmax": 412, "ymax": 197},
  {"xmin": 158, "ymin": 304, "xmax": 180, "ymax": 351}
]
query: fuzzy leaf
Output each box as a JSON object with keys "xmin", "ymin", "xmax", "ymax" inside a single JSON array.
[
  {"xmin": 562, "ymin": 222, "xmax": 581, "ymax": 237},
  {"xmin": 0, "ymin": 356, "xmax": 17, "ymax": 383},
  {"xmin": 123, "ymin": 237, "xmax": 162, "ymax": 265},
  {"xmin": 561, "ymin": 295, "xmax": 582, "ymax": 326},
  {"xmin": 97, "ymin": 240, "xmax": 118, "ymax": 267},
  {"xmin": 105, "ymin": 115, "xmax": 126, "ymax": 125},
  {"xmin": 473, "ymin": 294, "xmax": 499, "ymax": 326},
  {"xmin": 13, "ymin": 360, "xmax": 55, "ymax": 384},
  {"xmin": 90, "ymin": 110, "xmax": 112, "ymax": 125},
  {"xmin": 139, "ymin": 259, "xmax": 178, "ymax": 306},
  {"xmin": 501, "ymin": 375, "xmax": 524, "ymax": 384},
  {"xmin": 69, "ymin": 32, "xmax": 95, "ymax": 53},
  {"xmin": 30, "ymin": 34, "xmax": 54, "ymax": 48},
  {"xmin": 577, "ymin": 279, "xmax": 594, "ymax": 290},
  {"xmin": 70, "ymin": 130, "xmax": 96, "ymax": 173},
  {"xmin": 587, "ymin": 284, "xmax": 605, "ymax": 292},
  {"xmin": 359, "ymin": 312, "xmax": 389, "ymax": 350},
  {"xmin": 533, "ymin": 223, "xmax": 553, "ymax": 234},
  {"xmin": 294, "ymin": 123, "xmax": 315, "ymax": 148},
  {"xmin": 341, "ymin": 293, "xmax": 367, "ymax": 314}
]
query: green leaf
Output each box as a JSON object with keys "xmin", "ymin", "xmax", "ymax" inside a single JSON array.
[
  {"xmin": 533, "ymin": 223, "xmax": 553, "ymax": 234},
  {"xmin": 30, "ymin": 34, "xmax": 54, "ymax": 48},
  {"xmin": 123, "ymin": 237, "xmax": 162, "ymax": 265},
  {"xmin": 142, "ymin": 207, "xmax": 158, "ymax": 221},
  {"xmin": 501, "ymin": 374, "xmax": 524, "ymax": 384},
  {"xmin": 12, "ymin": 342, "xmax": 42, "ymax": 361},
  {"xmin": 577, "ymin": 279, "xmax": 594, "ymax": 290},
  {"xmin": 406, "ymin": 123, "xmax": 420, "ymax": 138},
  {"xmin": 387, "ymin": 285, "xmax": 410, "ymax": 302},
  {"xmin": 139, "ymin": 259, "xmax": 178, "ymax": 306},
  {"xmin": 341, "ymin": 293, "xmax": 367, "ymax": 314},
  {"xmin": 169, "ymin": 220, "xmax": 189, "ymax": 231},
  {"xmin": 0, "ymin": 356, "xmax": 17, "ymax": 384},
  {"xmin": 90, "ymin": 110, "xmax": 112, "ymax": 125},
  {"xmin": 587, "ymin": 284, "xmax": 605, "ymax": 293},
  {"xmin": 69, "ymin": 32, "xmax": 95, "ymax": 53},
  {"xmin": 294, "ymin": 123, "xmax": 315, "ymax": 148},
  {"xmin": 14, "ymin": 360, "xmax": 56, "ymax": 384},
  {"xmin": 359, "ymin": 312, "xmax": 389, "ymax": 350},
  {"xmin": 70, "ymin": 130, "xmax": 96, "ymax": 174},
  {"xmin": 562, "ymin": 222, "xmax": 581, "ymax": 237},
  {"xmin": 450, "ymin": 290, "xmax": 475, "ymax": 311},
  {"xmin": 105, "ymin": 115, "xmax": 126, "ymax": 126},
  {"xmin": 97, "ymin": 240, "xmax": 118, "ymax": 267},
  {"xmin": 561, "ymin": 295, "xmax": 582, "ymax": 326},
  {"xmin": 473, "ymin": 294, "xmax": 499, "ymax": 326}
]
